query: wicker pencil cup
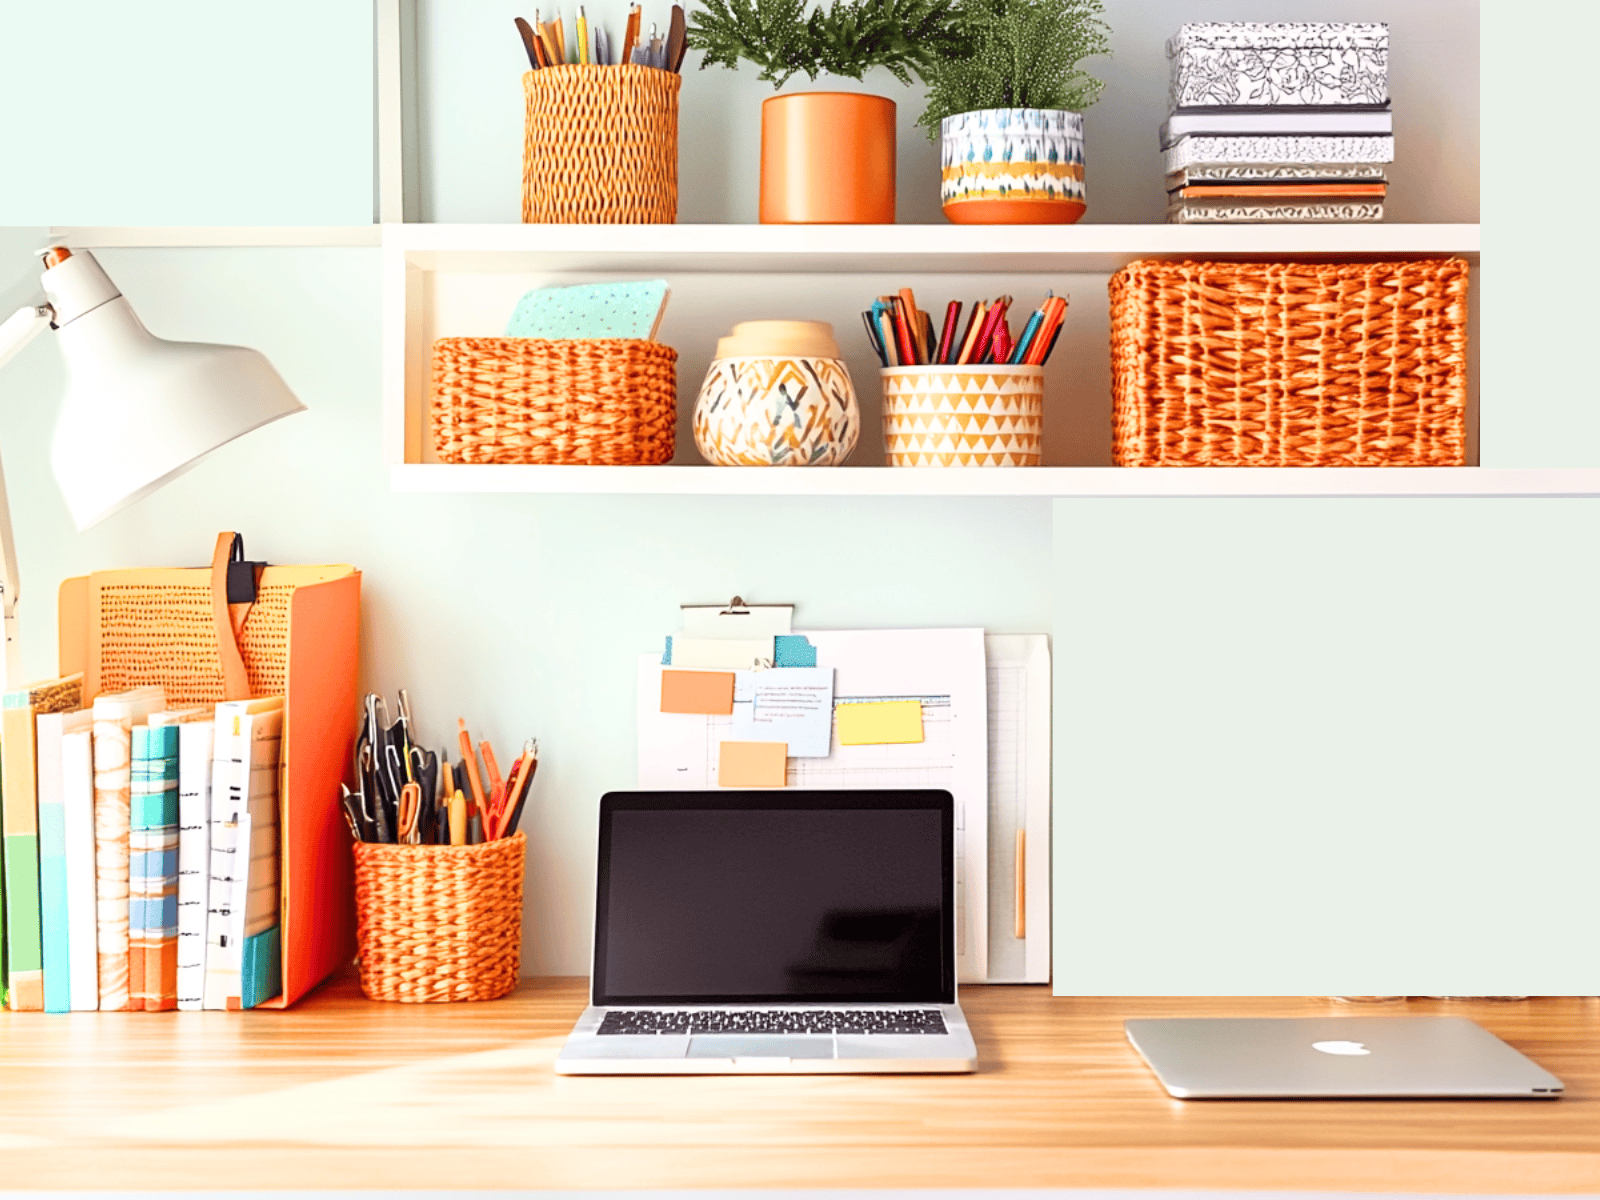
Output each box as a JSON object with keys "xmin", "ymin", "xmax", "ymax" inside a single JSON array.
[
  {"xmin": 523, "ymin": 65, "xmax": 680, "ymax": 223},
  {"xmin": 881, "ymin": 365, "xmax": 1044, "ymax": 466},
  {"xmin": 1109, "ymin": 258, "xmax": 1471, "ymax": 467},
  {"xmin": 431, "ymin": 337, "xmax": 677, "ymax": 464},
  {"xmin": 353, "ymin": 833, "xmax": 526, "ymax": 1003}
]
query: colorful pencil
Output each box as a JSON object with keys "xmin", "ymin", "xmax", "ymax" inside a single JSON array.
[{"xmin": 935, "ymin": 301, "xmax": 961, "ymax": 365}]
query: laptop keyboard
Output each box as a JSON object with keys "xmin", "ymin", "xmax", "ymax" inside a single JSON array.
[{"xmin": 599, "ymin": 1008, "xmax": 949, "ymax": 1036}]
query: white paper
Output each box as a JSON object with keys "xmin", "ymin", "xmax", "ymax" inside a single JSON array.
[
  {"xmin": 731, "ymin": 667, "xmax": 834, "ymax": 757},
  {"xmin": 680, "ymin": 604, "xmax": 793, "ymax": 640},
  {"xmin": 983, "ymin": 635, "xmax": 1051, "ymax": 984},
  {"xmin": 639, "ymin": 628, "xmax": 989, "ymax": 982},
  {"xmin": 671, "ymin": 637, "xmax": 774, "ymax": 670},
  {"xmin": 175, "ymin": 721, "xmax": 214, "ymax": 1010}
]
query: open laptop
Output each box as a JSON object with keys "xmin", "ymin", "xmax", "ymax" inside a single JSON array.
[
  {"xmin": 555, "ymin": 789, "xmax": 978, "ymax": 1074},
  {"xmin": 1126, "ymin": 1017, "xmax": 1565, "ymax": 1099}
]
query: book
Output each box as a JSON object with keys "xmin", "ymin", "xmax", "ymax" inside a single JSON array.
[
  {"xmin": 204, "ymin": 697, "xmax": 283, "ymax": 1011},
  {"xmin": 61, "ymin": 728, "xmax": 98, "ymax": 1010},
  {"xmin": 1161, "ymin": 109, "xmax": 1393, "ymax": 148},
  {"xmin": 174, "ymin": 719, "xmax": 215, "ymax": 1010},
  {"xmin": 237, "ymin": 712, "xmax": 284, "ymax": 1010},
  {"xmin": 129, "ymin": 723, "xmax": 180, "ymax": 1011},
  {"xmin": 1162, "ymin": 136, "xmax": 1394, "ymax": 173},
  {"xmin": 2, "ymin": 673, "xmax": 84, "ymax": 1011},
  {"xmin": 91, "ymin": 685, "xmax": 166, "ymax": 1012},
  {"xmin": 1173, "ymin": 183, "xmax": 1387, "ymax": 200},
  {"xmin": 1165, "ymin": 163, "xmax": 1388, "ymax": 188},
  {"xmin": 504, "ymin": 278, "xmax": 671, "ymax": 340},
  {"xmin": 37, "ymin": 708, "xmax": 93, "ymax": 1013},
  {"xmin": 1166, "ymin": 198, "xmax": 1386, "ymax": 224}
]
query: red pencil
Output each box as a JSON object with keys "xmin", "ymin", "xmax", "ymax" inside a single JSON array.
[
  {"xmin": 935, "ymin": 301, "xmax": 961, "ymax": 365},
  {"xmin": 955, "ymin": 300, "xmax": 989, "ymax": 364},
  {"xmin": 971, "ymin": 296, "xmax": 1011, "ymax": 365},
  {"xmin": 891, "ymin": 297, "xmax": 918, "ymax": 365}
]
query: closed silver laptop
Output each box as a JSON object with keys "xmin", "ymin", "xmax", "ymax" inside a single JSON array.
[
  {"xmin": 1126, "ymin": 1016, "xmax": 1564, "ymax": 1099},
  {"xmin": 556, "ymin": 789, "xmax": 978, "ymax": 1075}
]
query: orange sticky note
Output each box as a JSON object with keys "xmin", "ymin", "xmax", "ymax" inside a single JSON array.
[
  {"xmin": 718, "ymin": 740, "xmax": 787, "ymax": 788},
  {"xmin": 661, "ymin": 669, "xmax": 735, "ymax": 715}
]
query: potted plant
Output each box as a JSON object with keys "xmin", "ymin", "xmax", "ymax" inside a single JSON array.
[
  {"xmin": 917, "ymin": 0, "xmax": 1110, "ymax": 224},
  {"xmin": 689, "ymin": 0, "xmax": 968, "ymax": 223}
]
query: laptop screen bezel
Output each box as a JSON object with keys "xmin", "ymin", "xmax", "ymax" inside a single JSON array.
[{"xmin": 591, "ymin": 789, "xmax": 957, "ymax": 1007}]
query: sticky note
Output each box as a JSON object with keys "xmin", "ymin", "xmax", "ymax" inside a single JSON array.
[
  {"xmin": 718, "ymin": 741, "xmax": 788, "ymax": 788},
  {"xmin": 661, "ymin": 670, "xmax": 735, "ymax": 715},
  {"xmin": 836, "ymin": 700, "xmax": 924, "ymax": 746},
  {"xmin": 773, "ymin": 634, "xmax": 818, "ymax": 668},
  {"xmin": 732, "ymin": 667, "xmax": 834, "ymax": 757},
  {"xmin": 672, "ymin": 637, "xmax": 774, "ymax": 670}
]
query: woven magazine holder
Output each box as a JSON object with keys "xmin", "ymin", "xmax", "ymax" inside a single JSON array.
[
  {"xmin": 431, "ymin": 337, "xmax": 677, "ymax": 464},
  {"xmin": 523, "ymin": 64, "xmax": 680, "ymax": 223},
  {"xmin": 1109, "ymin": 258, "xmax": 1470, "ymax": 467},
  {"xmin": 353, "ymin": 833, "xmax": 525, "ymax": 1003}
]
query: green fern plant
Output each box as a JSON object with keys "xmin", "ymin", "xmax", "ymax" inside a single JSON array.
[
  {"xmin": 916, "ymin": 0, "xmax": 1110, "ymax": 138},
  {"xmin": 687, "ymin": 0, "xmax": 970, "ymax": 89}
]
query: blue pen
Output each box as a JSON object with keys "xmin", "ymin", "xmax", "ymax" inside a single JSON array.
[{"xmin": 1008, "ymin": 308, "xmax": 1046, "ymax": 365}]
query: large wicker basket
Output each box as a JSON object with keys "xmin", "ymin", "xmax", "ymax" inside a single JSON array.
[
  {"xmin": 1110, "ymin": 258, "xmax": 1470, "ymax": 467},
  {"xmin": 523, "ymin": 64, "xmax": 680, "ymax": 223},
  {"xmin": 353, "ymin": 833, "xmax": 525, "ymax": 1003},
  {"xmin": 431, "ymin": 337, "xmax": 677, "ymax": 464}
]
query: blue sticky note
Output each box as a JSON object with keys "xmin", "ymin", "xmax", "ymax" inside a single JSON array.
[{"xmin": 774, "ymin": 635, "xmax": 817, "ymax": 668}]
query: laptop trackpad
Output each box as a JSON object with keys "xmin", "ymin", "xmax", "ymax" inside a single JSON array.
[{"xmin": 688, "ymin": 1036, "xmax": 835, "ymax": 1059}]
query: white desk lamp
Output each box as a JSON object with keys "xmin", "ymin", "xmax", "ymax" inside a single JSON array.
[{"xmin": 0, "ymin": 246, "xmax": 306, "ymax": 691}]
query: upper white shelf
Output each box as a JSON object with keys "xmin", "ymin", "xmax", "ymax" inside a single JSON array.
[
  {"xmin": 49, "ymin": 226, "xmax": 383, "ymax": 248},
  {"xmin": 389, "ymin": 222, "xmax": 1480, "ymax": 275}
]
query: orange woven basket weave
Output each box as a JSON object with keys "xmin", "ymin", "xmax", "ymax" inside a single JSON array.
[
  {"xmin": 1109, "ymin": 258, "xmax": 1470, "ymax": 467},
  {"xmin": 353, "ymin": 833, "xmax": 525, "ymax": 1003},
  {"xmin": 523, "ymin": 64, "xmax": 680, "ymax": 223},
  {"xmin": 431, "ymin": 337, "xmax": 677, "ymax": 464}
]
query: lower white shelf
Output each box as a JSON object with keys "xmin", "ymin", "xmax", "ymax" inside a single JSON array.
[{"xmin": 390, "ymin": 465, "xmax": 1600, "ymax": 498}]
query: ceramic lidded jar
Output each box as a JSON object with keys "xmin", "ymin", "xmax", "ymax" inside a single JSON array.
[
  {"xmin": 693, "ymin": 321, "xmax": 860, "ymax": 466},
  {"xmin": 940, "ymin": 108, "xmax": 1086, "ymax": 225}
]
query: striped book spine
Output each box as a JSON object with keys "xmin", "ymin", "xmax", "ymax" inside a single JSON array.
[{"xmin": 129, "ymin": 725, "xmax": 180, "ymax": 1011}]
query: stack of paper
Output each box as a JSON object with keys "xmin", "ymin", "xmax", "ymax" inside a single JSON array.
[{"xmin": 1163, "ymin": 23, "xmax": 1391, "ymax": 223}]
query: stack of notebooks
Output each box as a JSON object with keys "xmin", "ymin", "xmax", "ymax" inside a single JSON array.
[
  {"xmin": 1, "ymin": 674, "xmax": 287, "ymax": 1012},
  {"xmin": 1162, "ymin": 22, "xmax": 1392, "ymax": 224}
]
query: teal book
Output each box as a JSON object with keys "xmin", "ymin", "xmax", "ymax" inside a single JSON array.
[
  {"xmin": 240, "ymin": 924, "xmax": 282, "ymax": 1010},
  {"xmin": 38, "ymin": 709, "xmax": 91, "ymax": 1013},
  {"xmin": 130, "ymin": 724, "xmax": 180, "ymax": 1011}
]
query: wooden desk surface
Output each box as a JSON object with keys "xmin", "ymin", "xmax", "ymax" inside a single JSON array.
[{"xmin": 2, "ymin": 975, "xmax": 1597, "ymax": 1192}]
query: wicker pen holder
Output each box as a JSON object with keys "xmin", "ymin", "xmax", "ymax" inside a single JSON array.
[
  {"xmin": 881, "ymin": 365, "xmax": 1044, "ymax": 466},
  {"xmin": 431, "ymin": 337, "xmax": 677, "ymax": 464},
  {"xmin": 1109, "ymin": 258, "xmax": 1470, "ymax": 468},
  {"xmin": 523, "ymin": 65, "xmax": 680, "ymax": 223},
  {"xmin": 353, "ymin": 833, "xmax": 526, "ymax": 1003}
]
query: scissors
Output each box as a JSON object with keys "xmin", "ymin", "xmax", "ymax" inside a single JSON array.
[{"xmin": 397, "ymin": 782, "xmax": 422, "ymax": 845}]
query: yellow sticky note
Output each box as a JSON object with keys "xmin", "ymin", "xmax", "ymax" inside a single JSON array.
[
  {"xmin": 719, "ymin": 740, "xmax": 788, "ymax": 787},
  {"xmin": 836, "ymin": 700, "xmax": 924, "ymax": 746}
]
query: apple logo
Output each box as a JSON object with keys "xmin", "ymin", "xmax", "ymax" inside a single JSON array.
[{"xmin": 1312, "ymin": 1040, "xmax": 1371, "ymax": 1056}]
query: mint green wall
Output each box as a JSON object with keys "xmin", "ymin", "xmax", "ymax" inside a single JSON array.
[{"xmin": 1053, "ymin": 498, "xmax": 1600, "ymax": 996}]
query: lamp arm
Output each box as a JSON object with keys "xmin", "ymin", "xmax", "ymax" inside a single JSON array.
[{"xmin": 0, "ymin": 304, "xmax": 44, "ymax": 692}]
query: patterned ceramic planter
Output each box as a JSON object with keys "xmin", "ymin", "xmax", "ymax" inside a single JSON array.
[
  {"xmin": 881, "ymin": 365, "xmax": 1043, "ymax": 467},
  {"xmin": 940, "ymin": 108, "xmax": 1085, "ymax": 225},
  {"xmin": 693, "ymin": 356, "xmax": 859, "ymax": 466}
]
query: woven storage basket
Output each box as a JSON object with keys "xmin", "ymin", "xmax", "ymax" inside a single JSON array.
[
  {"xmin": 353, "ymin": 832, "xmax": 525, "ymax": 1003},
  {"xmin": 431, "ymin": 337, "xmax": 677, "ymax": 464},
  {"xmin": 523, "ymin": 64, "xmax": 680, "ymax": 223},
  {"xmin": 1109, "ymin": 258, "xmax": 1470, "ymax": 467}
]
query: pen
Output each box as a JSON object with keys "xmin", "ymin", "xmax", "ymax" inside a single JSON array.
[
  {"xmin": 861, "ymin": 310, "xmax": 887, "ymax": 366},
  {"xmin": 496, "ymin": 740, "xmax": 538, "ymax": 840},
  {"xmin": 935, "ymin": 301, "xmax": 961, "ymax": 365},
  {"xmin": 621, "ymin": 4, "xmax": 640, "ymax": 64},
  {"xmin": 1009, "ymin": 306, "xmax": 1044, "ymax": 364},
  {"xmin": 457, "ymin": 718, "xmax": 489, "ymax": 815},
  {"xmin": 501, "ymin": 744, "xmax": 537, "ymax": 838}
]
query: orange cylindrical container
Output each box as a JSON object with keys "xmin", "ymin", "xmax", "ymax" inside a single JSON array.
[{"xmin": 759, "ymin": 92, "xmax": 896, "ymax": 224}]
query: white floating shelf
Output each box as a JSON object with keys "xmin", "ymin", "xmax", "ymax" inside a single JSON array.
[
  {"xmin": 388, "ymin": 222, "xmax": 1480, "ymax": 275},
  {"xmin": 50, "ymin": 226, "xmax": 382, "ymax": 248},
  {"xmin": 390, "ymin": 466, "xmax": 1595, "ymax": 499}
]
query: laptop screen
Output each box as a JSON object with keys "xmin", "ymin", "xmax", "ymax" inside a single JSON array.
[{"xmin": 593, "ymin": 790, "xmax": 955, "ymax": 1006}]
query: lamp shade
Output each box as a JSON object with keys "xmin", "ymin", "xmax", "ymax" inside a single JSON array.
[{"xmin": 41, "ymin": 251, "xmax": 305, "ymax": 529}]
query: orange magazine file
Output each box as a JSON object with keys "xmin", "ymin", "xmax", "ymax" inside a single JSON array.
[{"xmin": 59, "ymin": 555, "xmax": 360, "ymax": 1009}]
